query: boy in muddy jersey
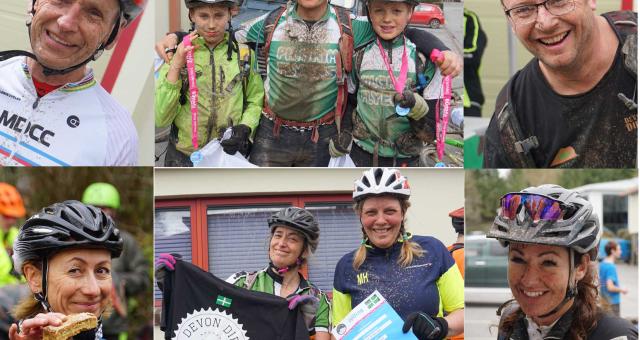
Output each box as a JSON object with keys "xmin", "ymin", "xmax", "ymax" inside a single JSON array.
[{"xmin": 343, "ymin": 0, "xmax": 442, "ymax": 167}]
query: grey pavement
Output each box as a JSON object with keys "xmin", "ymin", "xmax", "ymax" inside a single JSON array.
[{"xmin": 465, "ymin": 263, "xmax": 639, "ymax": 339}]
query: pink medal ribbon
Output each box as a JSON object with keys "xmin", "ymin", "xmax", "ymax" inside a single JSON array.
[
  {"xmin": 183, "ymin": 35, "xmax": 203, "ymax": 165},
  {"xmin": 376, "ymin": 37, "xmax": 409, "ymax": 116},
  {"xmin": 183, "ymin": 35, "xmax": 199, "ymax": 151},
  {"xmin": 430, "ymin": 49, "xmax": 451, "ymax": 162}
]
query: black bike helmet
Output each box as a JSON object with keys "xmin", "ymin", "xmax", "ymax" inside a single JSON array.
[
  {"xmin": 13, "ymin": 200, "xmax": 123, "ymax": 275},
  {"xmin": 268, "ymin": 207, "xmax": 320, "ymax": 253},
  {"xmin": 487, "ymin": 184, "xmax": 601, "ymax": 260},
  {"xmin": 185, "ymin": 0, "xmax": 237, "ymax": 8}
]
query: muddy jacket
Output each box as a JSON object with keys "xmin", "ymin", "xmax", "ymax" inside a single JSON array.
[
  {"xmin": 237, "ymin": 5, "xmax": 375, "ymax": 122},
  {"xmin": 332, "ymin": 235, "xmax": 464, "ymax": 325},
  {"xmin": 155, "ymin": 34, "xmax": 264, "ymax": 155},
  {"xmin": 226, "ymin": 267, "xmax": 331, "ymax": 334},
  {"xmin": 497, "ymin": 301, "xmax": 638, "ymax": 340},
  {"xmin": 350, "ymin": 36, "xmax": 438, "ymax": 158},
  {"xmin": 0, "ymin": 57, "xmax": 138, "ymax": 166}
]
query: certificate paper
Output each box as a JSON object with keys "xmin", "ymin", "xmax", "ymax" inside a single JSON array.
[{"xmin": 332, "ymin": 290, "xmax": 418, "ymax": 340}]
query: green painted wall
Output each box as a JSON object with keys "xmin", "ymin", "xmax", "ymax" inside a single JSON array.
[{"xmin": 464, "ymin": 0, "xmax": 624, "ymax": 117}]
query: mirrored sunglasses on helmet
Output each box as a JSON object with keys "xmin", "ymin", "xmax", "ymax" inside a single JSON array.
[{"xmin": 500, "ymin": 193, "xmax": 573, "ymax": 222}]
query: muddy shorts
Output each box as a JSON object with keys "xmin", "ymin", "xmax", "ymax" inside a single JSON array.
[{"xmin": 249, "ymin": 116, "xmax": 336, "ymax": 167}]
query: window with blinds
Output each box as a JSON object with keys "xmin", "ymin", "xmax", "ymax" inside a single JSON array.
[
  {"xmin": 305, "ymin": 203, "xmax": 362, "ymax": 292},
  {"xmin": 154, "ymin": 208, "xmax": 192, "ymax": 299},
  {"xmin": 206, "ymin": 205, "xmax": 289, "ymax": 281}
]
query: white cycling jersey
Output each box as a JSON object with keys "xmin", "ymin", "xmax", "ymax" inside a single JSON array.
[{"xmin": 0, "ymin": 57, "xmax": 138, "ymax": 166}]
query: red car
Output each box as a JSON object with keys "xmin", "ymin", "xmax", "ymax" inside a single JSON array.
[{"xmin": 410, "ymin": 3, "xmax": 445, "ymax": 28}]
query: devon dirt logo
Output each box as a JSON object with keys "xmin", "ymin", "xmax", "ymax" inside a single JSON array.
[{"xmin": 173, "ymin": 307, "xmax": 249, "ymax": 340}]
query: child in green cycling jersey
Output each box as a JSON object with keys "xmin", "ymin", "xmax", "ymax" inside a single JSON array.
[{"xmin": 334, "ymin": 0, "xmax": 451, "ymax": 167}]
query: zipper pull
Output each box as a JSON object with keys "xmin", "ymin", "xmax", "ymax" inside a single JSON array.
[{"xmin": 32, "ymin": 97, "xmax": 40, "ymax": 109}]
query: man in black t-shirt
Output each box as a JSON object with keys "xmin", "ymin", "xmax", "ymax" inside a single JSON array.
[{"xmin": 483, "ymin": 0, "xmax": 637, "ymax": 168}]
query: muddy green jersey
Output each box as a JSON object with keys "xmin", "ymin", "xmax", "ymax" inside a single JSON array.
[
  {"xmin": 227, "ymin": 268, "xmax": 331, "ymax": 333},
  {"xmin": 237, "ymin": 6, "xmax": 374, "ymax": 122},
  {"xmin": 351, "ymin": 36, "xmax": 439, "ymax": 158}
]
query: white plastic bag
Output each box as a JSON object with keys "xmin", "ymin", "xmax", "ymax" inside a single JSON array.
[
  {"xmin": 194, "ymin": 128, "xmax": 257, "ymax": 167},
  {"xmin": 328, "ymin": 154, "xmax": 356, "ymax": 167}
]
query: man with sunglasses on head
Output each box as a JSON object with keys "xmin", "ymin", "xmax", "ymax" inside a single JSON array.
[{"xmin": 483, "ymin": 0, "xmax": 637, "ymax": 169}]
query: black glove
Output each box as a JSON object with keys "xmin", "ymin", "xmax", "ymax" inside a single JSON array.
[
  {"xmin": 220, "ymin": 124, "xmax": 251, "ymax": 156},
  {"xmin": 402, "ymin": 312, "xmax": 448, "ymax": 340},
  {"xmin": 393, "ymin": 90, "xmax": 417, "ymax": 110}
]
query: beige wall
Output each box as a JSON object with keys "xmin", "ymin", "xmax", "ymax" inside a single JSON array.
[
  {"xmin": 155, "ymin": 168, "xmax": 465, "ymax": 245},
  {"xmin": 465, "ymin": 0, "xmax": 624, "ymax": 118},
  {"xmin": 0, "ymin": 1, "xmax": 155, "ymax": 165}
]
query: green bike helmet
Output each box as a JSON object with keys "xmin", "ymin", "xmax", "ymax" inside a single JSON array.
[{"xmin": 82, "ymin": 183, "xmax": 120, "ymax": 210}]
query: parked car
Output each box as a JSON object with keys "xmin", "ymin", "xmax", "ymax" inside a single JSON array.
[
  {"xmin": 410, "ymin": 3, "xmax": 445, "ymax": 28},
  {"xmin": 466, "ymin": 234, "xmax": 509, "ymax": 288}
]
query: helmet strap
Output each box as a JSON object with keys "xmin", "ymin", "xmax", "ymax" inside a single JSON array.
[
  {"xmin": 35, "ymin": 256, "xmax": 51, "ymax": 312},
  {"xmin": 268, "ymin": 258, "xmax": 302, "ymax": 275},
  {"xmin": 537, "ymin": 249, "xmax": 577, "ymax": 319}
]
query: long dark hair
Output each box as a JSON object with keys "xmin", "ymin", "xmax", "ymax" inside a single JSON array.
[{"xmin": 500, "ymin": 250, "xmax": 602, "ymax": 340}]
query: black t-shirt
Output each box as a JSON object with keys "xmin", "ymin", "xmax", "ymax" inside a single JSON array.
[{"xmin": 484, "ymin": 37, "xmax": 637, "ymax": 168}]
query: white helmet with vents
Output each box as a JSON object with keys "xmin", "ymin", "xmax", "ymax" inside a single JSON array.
[{"xmin": 353, "ymin": 168, "xmax": 411, "ymax": 202}]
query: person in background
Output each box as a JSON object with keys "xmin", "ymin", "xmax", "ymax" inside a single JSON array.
[
  {"xmin": 82, "ymin": 182, "xmax": 149, "ymax": 340},
  {"xmin": 447, "ymin": 207, "xmax": 464, "ymax": 278},
  {"xmin": 462, "ymin": 8, "xmax": 487, "ymax": 117},
  {"xmin": 599, "ymin": 240, "xmax": 628, "ymax": 317},
  {"xmin": 446, "ymin": 207, "xmax": 464, "ymax": 340},
  {"xmin": 0, "ymin": 184, "xmax": 26, "ymax": 287}
]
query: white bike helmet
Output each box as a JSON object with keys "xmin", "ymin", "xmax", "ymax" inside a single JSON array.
[{"xmin": 353, "ymin": 168, "xmax": 411, "ymax": 202}]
